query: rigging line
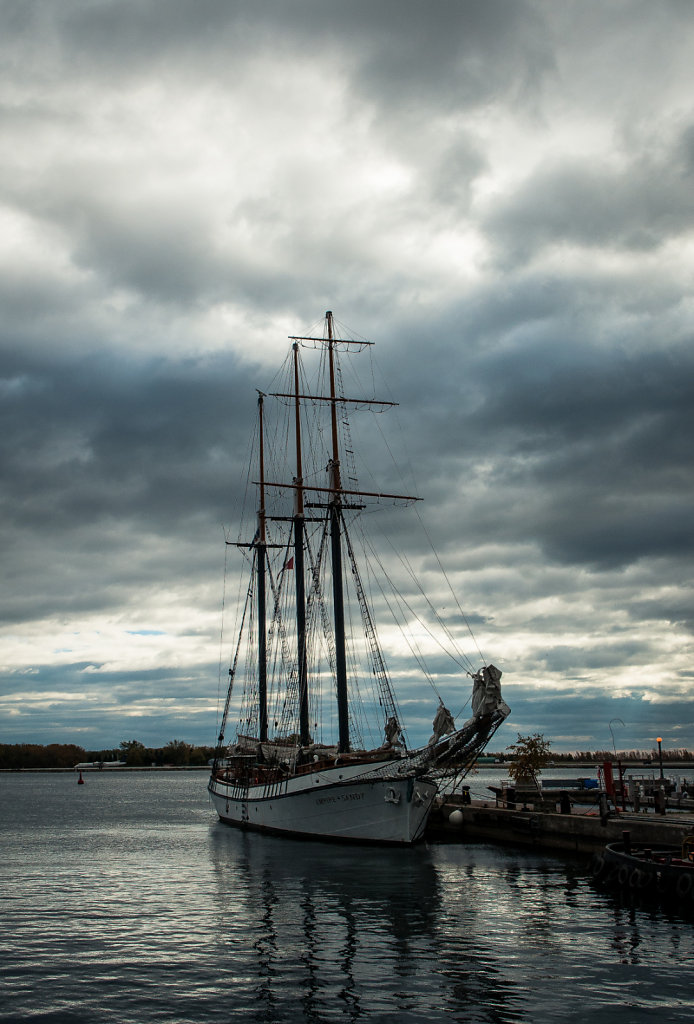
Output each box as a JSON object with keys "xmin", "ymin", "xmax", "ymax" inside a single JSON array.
[
  {"xmin": 369, "ymin": 349, "xmax": 420, "ymax": 494},
  {"xmin": 216, "ymin": 529, "xmax": 231, "ymax": 727},
  {"xmin": 330, "ymin": 314, "xmax": 370, "ymax": 346},
  {"xmin": 356, "ymin": 523, "xmax": 422, "ymax": 725},
  {"xmin": 217, "ymin": 575, "xmax": 253, "ymax": 745},
  {"xmin": 239, "ymin": 581, "xmax": 257, "ymax": 734},
  {"xmin": 266, "ymin": 535, "xmax": 299, "ymax": 729},
  {"xmin": 297, "ymin": 349, "xmax": 327, "ymax": 484},
  {"xmin": 342, "ymin": 576, "xmax": 366, "ymax": 750},
  {"xmin": 334, "ymin": 353, "xmax": 360, "ymax": 490},
  {"xmin": 262, "ymin": 346, "xmax": 296, "ymax": 403},
  {"xmin": 220, "ymin": 529, "xmax": 256, "ymax": 738},
  {"xmin": 361, "ymin": 526, "xmax": 476, "ymax": 677},
  {"xmin": 368, "ymin": 557, "xmax": 442, "ymax": 702},
  {"xmin": 343, "ymin": 548, "xmax": 376, "ymax": 751},
  {"xmin": 305, "ymin": 516, "xmax": 339, "ymax": 697},
  {"xmin": 237, "ymin": 410, "xmax": 261, "ymax": 546},
  {"xmin": 291, "ymin": 314, "xmax": 326, "ymax": 346},
  {"xmin": 392, "ymin": 540, "xmax": 475, "ymax": 673},
  {"xmin": 413, "ymin": 502, "xmax": 486, "ymax": 667},
  {"xmin": 370, "ymin": 508, "xmax": 478, "ymax": 672},
  {"xmin": 357, "ymin": 355, "xmax": 481, "ymax": 666},
  {"xmin": 351, "ymin": 516, "xmax": 440, "ymax": 703},
  {"xmin": 362, "ymin": 500, "xmax": 473, "ymax": 667},
  {"xmin": 342, "ymin": 520, "xmax": 404, "ymax": 735},
  {"xmin": 346, "ymin": 578, "xmax": 385, "ymax": 746}
]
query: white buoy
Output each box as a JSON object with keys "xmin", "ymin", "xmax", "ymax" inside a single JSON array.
[{"xmin": 448, "ymin": 808, "xmax": 463, "ymax": 827}]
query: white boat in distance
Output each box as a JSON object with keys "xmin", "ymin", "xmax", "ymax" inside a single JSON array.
[{"xmin": 208, "ymin": 311, "xmax": 510, "ymax": 843}]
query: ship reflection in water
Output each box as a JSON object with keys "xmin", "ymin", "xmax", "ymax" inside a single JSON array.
[
  {"xmin": 209, "ymin": 828, "xmax": 525, "ymax": 1023},
  {"xmin": 208, "ymin": 824, "xmax": 693, "ymax": 1024}
]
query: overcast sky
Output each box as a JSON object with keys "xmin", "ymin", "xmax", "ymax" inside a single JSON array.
[{"xmin": 2, "ymin": 0, "xmax": 693, "ymax": 755}]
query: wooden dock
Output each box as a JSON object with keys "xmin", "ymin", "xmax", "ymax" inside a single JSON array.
[{"xmin": 428, "ymin": 798, "xmax": 694, "ymax": 854}]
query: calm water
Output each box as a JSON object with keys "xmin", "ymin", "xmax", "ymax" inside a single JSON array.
[{"xmin": 1, "ymin": 772, "xmax": 693, "ymax": 1023}]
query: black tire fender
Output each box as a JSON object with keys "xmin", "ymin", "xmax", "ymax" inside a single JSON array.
[
  {"xmin": 675, "ymin": 873, "xmax": 693, "ymax": 898},
  {"xmin": 629, "ymin": 868, "xmax": 643, "ymax": 889},
  {"xmin": 591, "ymin": 854, "xmax": 606, "ymax": 879}
]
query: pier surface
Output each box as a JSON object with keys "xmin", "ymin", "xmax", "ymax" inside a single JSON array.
[{"xmin": 429, "ymin": 799, "xmax": 694, "ymax": 853}]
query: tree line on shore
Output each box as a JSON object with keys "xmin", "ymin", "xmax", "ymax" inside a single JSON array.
[
  {"xmin": 0, "ymin": 739, "xmax": 216, "ymax": 770},
  {"xmin": 489, "ymin": 747, "xmax": 694, "ymax": 764},
  {"xmin": 1, "ymin": 738, "xmax": 692, "ymax": 770}
]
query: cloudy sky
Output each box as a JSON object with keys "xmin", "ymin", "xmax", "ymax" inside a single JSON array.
[{"xmin": 2, "ymin": 0, "xmax": 693, "ymax": 755}]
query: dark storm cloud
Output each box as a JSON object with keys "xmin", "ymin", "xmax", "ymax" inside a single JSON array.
[
  {"xmin": 321, "ymin": 0, "xmax": 552, "ymax": 113},
  {"xmin": 483, "ymin": 124, "xmax": 694, "ymax": 262},
  {"xmin": 1, "ymin": 0, "xmax": 693, "ymax": 749},
  {"xmin": 469, "ymin": 343, "xmax": 694, "ymax": 569},
  {"xmin": 375, "ymin": 250, "xmax": 694, "ymax": 572},
  {"xmin": 7, "ymin": 0, "xmax": 548, "ymax": 104},
  {"xmin": 630, "ymin": 593, "xmax": 694, "ymax": 634},
  {"xmin": 0, "ymin": 344, "xmax": 268, "ymax": 638},
  {"xmin": 0, "ymin": 349, "xmax": 255, "ymax": 530}
]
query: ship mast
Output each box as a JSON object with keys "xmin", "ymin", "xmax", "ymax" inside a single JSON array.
[
  {"xmin": 292, "ymin": 343, "xmax": 311, "ymax": 746},
  {"xmin": 325, "ymin": 312, "xmax": 351, "ymax": 753},
  {"xmin": 256, "ymin": 391, "xmax": 268, "ymax": 743},
  {"xmin": 265, "ymin": 311, "xmax": 419, "ymax": 754}
]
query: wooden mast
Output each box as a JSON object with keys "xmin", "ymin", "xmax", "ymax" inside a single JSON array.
[
  {"xmin": 256, "ymin": 391, "xmax": 268, "ymax": 742},
  {"xmin": 262, "ymin": 313, "xmax": 420, "ymax": 755},
  {"xmin": 325, "ymin": 311, "xmax": 350, "ymax": 753},
  {"xmin": 292, "ymin": 343, "xmax": 311, "ymax": 746}
]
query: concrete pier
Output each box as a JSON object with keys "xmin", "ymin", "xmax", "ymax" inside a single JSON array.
[{"xmin": 428, "ymin": 799, "xmax": 694, "ymax": 854}]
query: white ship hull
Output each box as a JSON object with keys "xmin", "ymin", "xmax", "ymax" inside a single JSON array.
[{"xmin": 208, "ymin": 761, "xmax": 438, "ymax": 844}]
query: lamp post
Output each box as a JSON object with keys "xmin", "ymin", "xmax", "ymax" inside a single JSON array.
[{"xmin": 656, "ymin": 736, "xmax": 664, "ymax": 780}]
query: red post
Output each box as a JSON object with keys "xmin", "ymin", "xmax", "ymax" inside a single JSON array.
[{"xmin": 602, "ymin": 761, "xmax": 615, "ymax": 802}]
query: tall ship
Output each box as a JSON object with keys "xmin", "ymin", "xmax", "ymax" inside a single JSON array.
[{"xmin": 208, "ymin": 311, "xmax": 509, "ymax": 843}]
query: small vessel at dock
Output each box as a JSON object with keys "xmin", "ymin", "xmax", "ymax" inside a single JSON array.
[
  {"xmin": 208, "ymin": 311, "xmax": 510, "ymax": 843},
  {"xmin": 592, "ymin": 831, "xmax": 694, "ymax": 901}
]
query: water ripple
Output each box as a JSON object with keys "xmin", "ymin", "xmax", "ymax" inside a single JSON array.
[{"xmin": 1, "ymin": 773, "xmax": 693, "ymax": 1023}]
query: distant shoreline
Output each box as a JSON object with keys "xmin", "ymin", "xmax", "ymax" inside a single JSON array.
[
  {"xmin": 4, "ymin": 762, "xmax": 694, "ymax": 775},
  {"xmin": 0, "ymin": 765, "xmax": 212, "ymax": 773}
]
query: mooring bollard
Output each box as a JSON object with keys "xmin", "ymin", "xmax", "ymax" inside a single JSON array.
[{"xmin": 599, "ymin": 793, "xmax": 609, "ymax": 824}]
